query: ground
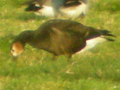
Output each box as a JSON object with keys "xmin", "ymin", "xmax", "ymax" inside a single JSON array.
[{"xmin": 0, "ymin": 0, "xmax": 120, "ymax": 90}]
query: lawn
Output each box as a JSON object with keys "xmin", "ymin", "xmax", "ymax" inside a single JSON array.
[{"xmin": 0, "ymin": 0, "xmax": 120, "ymax": 90}]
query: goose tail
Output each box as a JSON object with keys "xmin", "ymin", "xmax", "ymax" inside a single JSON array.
[{"xmin": 101, "ymin": 30, "xmax": 115, "ymax": 41}]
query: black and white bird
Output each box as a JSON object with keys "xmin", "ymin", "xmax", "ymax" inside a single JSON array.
[
  {"xmin": 11, "ymin": 19, "xmax": 114, "ymax": 58},
  {"xmin": 23, "ymin": 0, "xmax": 88, "ymax": 19}
]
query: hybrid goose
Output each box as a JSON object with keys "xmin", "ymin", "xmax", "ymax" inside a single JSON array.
[
  {"xmin": 23, "ymin": 0, "xmax": 88, "ymax": 19},
  {"xmin": 11, "ymin": 19, "xmax": 114, "ymax": 58}
]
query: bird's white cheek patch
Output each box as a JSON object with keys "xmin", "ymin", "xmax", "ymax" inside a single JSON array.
[
  {"xmin": 11, "ymin": 50, "xmax": 23, "ymax": 57},
  {"xmin": 12, "ymin": 52, "xmax": 19, "ymax": 57}
]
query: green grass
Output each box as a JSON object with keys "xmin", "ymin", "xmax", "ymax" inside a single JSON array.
[{"xmin": 0, "ymin": 0, "xmax": 120, "ymax": 90}]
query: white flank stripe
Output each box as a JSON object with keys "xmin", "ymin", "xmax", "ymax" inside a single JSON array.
[
  {"xmin": 62, "ymin": 2, "xmax": 88, "ymax": 18},
  {"xmin": 34, "ymin": 2, "xmax": 88, "ymax": 18},
  {"xmin": 76, "ymin": 37, "xmax": 107, "ymax": 54},
  {"xmin": 35, "ymin": 5, "xmax": 55, "ymax": 17}
]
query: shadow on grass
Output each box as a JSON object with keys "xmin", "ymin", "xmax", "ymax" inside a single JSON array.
[{"xmin": 16, "ymin": 12, "xmax": 48, "ymax": 21}]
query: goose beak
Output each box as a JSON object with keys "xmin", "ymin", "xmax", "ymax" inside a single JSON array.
[
  {"xmin": 10, "ymin": 50, "xmax": 19, "ymax": 60},
  {"xmin": 11, "ymin": 50, "xmax": 19, "ymax": 57}
]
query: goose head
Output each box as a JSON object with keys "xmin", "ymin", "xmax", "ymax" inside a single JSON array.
[{"xmin": 11, "ymin": 41, "xmax": 24, "ymax": 57}]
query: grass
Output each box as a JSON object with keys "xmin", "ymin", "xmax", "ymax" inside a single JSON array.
[{"xmin": 0, "ymin": 0, "xmax": 120, "ymax": 90}]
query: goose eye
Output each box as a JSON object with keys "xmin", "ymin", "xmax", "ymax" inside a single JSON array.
[{"xmin": 11, "ymin": 49, "xmax": 14, "ymax": 52}]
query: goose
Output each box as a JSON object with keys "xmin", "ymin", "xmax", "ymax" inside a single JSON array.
[
  {"xmin": 23, "ymin": 0, "xmax": 88, "ymax": 19},
  {"xmin": 10, "ymin": 19, "xmax": 114, "ymax": 58}
]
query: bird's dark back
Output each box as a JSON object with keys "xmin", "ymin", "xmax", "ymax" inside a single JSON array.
[{"xmin": 34, "ymin": 19, "xmax": 86, "ymax": 55}]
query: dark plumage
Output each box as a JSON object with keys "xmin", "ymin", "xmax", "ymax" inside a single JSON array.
[
  {"xmin": 11, "ymin": 19, "xmax": 114, "ymax": 57},
  {"xmin": 23, "ymin": 0, "xmax": 88, "ymax": 19}
]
